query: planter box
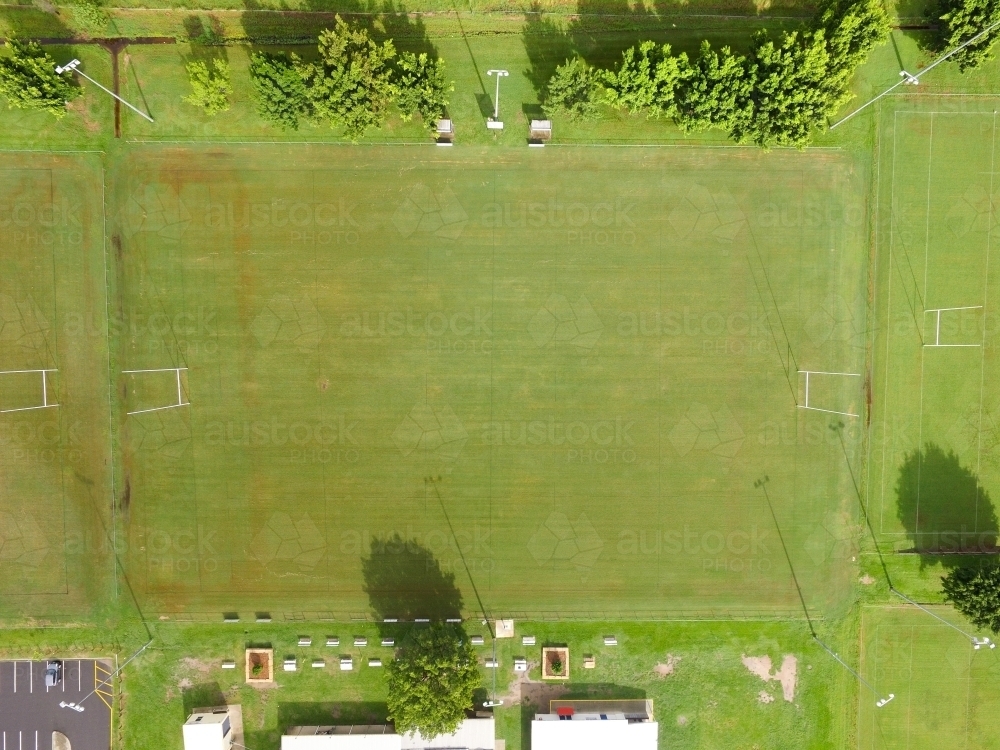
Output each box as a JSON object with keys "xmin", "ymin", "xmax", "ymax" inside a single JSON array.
[
  {"xmin": 541, "ymin": 646, "xmax": 569, "ymax": 680},
  {"xmin": 246, "ymin": 648, "xmax": 274, "ymax": 684}
]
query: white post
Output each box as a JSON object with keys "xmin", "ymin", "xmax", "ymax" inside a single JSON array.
[
  {"xmin": 55, "ymin": 59, "xmax": 155, "ymax": 123},
  {"xmin": 486, "ymin": 69, "xmax": 509, "ymax": 123}
]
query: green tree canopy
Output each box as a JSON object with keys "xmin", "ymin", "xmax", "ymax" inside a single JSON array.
[
  {"xmin": 942, "ymin": 565, "xmax": 1000, "ymax": 633},
  {"xmin": 386, "ymin": 624, "xmax": 480, "ymax": 740},
  {"xmin": 183, "ymin": 58, "xmax": 231, "ymax": 116},
  {"xmin": 249, "ymin": 52, "xmax": 312, "ymax": 131},
  {"xmin": 932, "ymin": 0, "xmax": 1000, "ymax": 71},
  {"xmin": 734, "ymin": 29, "xmax": 833, "ymax": 148},
  {"xmin": 302, "ymin": 15, "xmax": 397, "ymax": 138},
  {"xmin": 603, "ymin": 41, "xmax": 687, "ymax": 118},
  {"xmin": 395, "ymin": 52, "xmax": 451, "ymax": 126},
  {"xmin": 0, "ymin": 38, "xmax": 80, "ymax": 118},
  {"xmin": 543, "ymin": 56, "xmax": 602, "ymax": 120},
  {"xmin": 675, "ymin": 42, "xmax": 756, "ymax": 133}
]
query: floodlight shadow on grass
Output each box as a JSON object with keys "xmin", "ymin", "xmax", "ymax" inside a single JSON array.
[{"xmin": 755, "ymin": 475, "xmax": 895, "ymax": 707}]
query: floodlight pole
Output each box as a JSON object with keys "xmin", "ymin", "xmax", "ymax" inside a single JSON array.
[
  {"xmin": 486, "ymin": 70, "xmax": 509, "ymax": 121},
  {"xmin": 830, "ymin": 17, "xmax": 1000, "ymax": 129},
  {"xmin": 55, "ymin": 59, "xmax": 154, "ymax": 123},
  {"xmin": 59, "ymin": 637, "xmax": 153, "ymax": 712},
  {"xmin": 890, "ymin": 587, "xmax": 996, "ymax": 650},
  {"xmin": 812, "ymin": 635, "xmax": 895, "ymax": 707}
]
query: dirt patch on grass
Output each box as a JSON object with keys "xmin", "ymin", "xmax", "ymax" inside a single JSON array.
[
  {"xmin": 758, "ymin": 690, "xmax": 775, "ymax": 704},
  {"xmin": 181, "ymin": 657, "xmax": 213, "ymax": 674},
  {"xmin": 860, "ymin": 574, "xmax": 876, "ymax": 585},
  {"xmin": 654, "ymin": 654, "xmax": 681, "ymax": 676},
  {"xmin": 741, "ymin": 654, "xmax": 797, "ymax": 702}
]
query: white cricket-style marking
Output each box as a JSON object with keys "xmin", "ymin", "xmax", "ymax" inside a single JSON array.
[
  {"xmin": 797, "ymin": 370, "xmax": 862, "ymax": 418},
  {"xmin": 923, "ymin": 306, "xmax": 983, "ymax": 347},
  {"xmin": 123, "ymin": 367, "xmax": 190, "ymax": 415},
  {"xmin": 0, "ymin": 370, "xmax": 59, "ymax": 414}
]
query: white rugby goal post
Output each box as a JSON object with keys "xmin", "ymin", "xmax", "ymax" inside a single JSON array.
[
  {"xmin": 924, "ymin": 306, "xmax": 983, "ymax": 348},
  {"xmin": 0, "ymin": 369, "xmax": 59, "ymax": 414},
  {"xmin": 797, "ymin": 370, "xmax": 861, "ymax": 418},
  {"xmin": 123, "ymin": 367, "xmax": 189, "ymax": 416}
]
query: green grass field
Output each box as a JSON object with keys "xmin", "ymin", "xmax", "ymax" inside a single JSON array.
[
  {"xmin": 96, "ymin": 142, "xmax": 868, "ymax": 618},
  {"xmin": 866, "ymin": 96, "xmax": 1000, "ymax": 565},
  {"xmin": 858, "ymin": 606, "xmax": 1000, "ymax": 749},
  {"xmin": 0, "ymin": 152, "xmax": 114, "ymax": 620}
]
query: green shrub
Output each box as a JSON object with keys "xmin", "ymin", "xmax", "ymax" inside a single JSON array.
[
  {"xmin": 543, "ymin": 57, "xmax": 602, "ymax": 120},
  {"xmin": 300, "ymin": 15, "xmax": 397, "ymax": 139},
  {"xmin": 182, "ymin": 59, "xmax": 231, "ymax": 116},
  {"xmin": 249, "ymin": 52, "xmax": 312, "ymax": 131},
  {"xmin": 395, "ymin": 52, "xmax": 451, "ymax": 126},
  {"xmin": 0, "ymin": 38, "xmax": 80, "ymax": 117}
]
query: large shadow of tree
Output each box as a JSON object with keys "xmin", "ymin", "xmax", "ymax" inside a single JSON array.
[
  {"xmin": 361, "ymin": 533, "xmax": 464, "ymax": 636},
  {"xmin": 240, "ymin": 0, "xmax": 437, "ymax": 58},
  {"xmin": 896, "ymin": 443, "xmax": 1000, "ymax": 566}
]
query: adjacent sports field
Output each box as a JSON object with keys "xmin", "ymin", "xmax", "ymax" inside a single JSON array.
[
  {"xmin": 82, "ymin": 143, "xmax": 867, "ymax": 618},
  {"xmin": 0, "ymin": 153, "xmax": 114, "ymax": 621},
  {"xmin": 867, "ymin": 97, "xmax": 1000, "ymax": 559},
  {"xmin": 858, "ymin": 605, "xmax": 1000, "ymax": 749}
]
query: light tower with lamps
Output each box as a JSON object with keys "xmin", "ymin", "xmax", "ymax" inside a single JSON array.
[
  {"xmin": 486, "ymin": 69, "xmax": 508, "ymax": 130},
  {"xmin": 55, "ymin": 59, "xmax": 154, "ymax": 123}
]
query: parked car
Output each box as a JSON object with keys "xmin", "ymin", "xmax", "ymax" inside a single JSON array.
[{"xmin": 45, "ymin": 660, "xmax": 62, "ymax": 688}]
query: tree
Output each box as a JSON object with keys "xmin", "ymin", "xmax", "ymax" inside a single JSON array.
[
  {"xmin": 0, "ymin": 38, "xmax": 80, "ymax": 118},
  {"xmin": 816, "ymin": 0, "xmax": 891, "ymax": 104},
  {"xmin": 301, "ymin": 16, "xmax": 397, "ymax": 138},
  {"xmin": 733, "ymin": 29, "xmax": 833, "ymax": 148},
  {"xmin": 942, "ymin": 565, "xmax": 1000, "ymax": 633},
  {"xmin": 395, "ymin": 52, "xmax": 451, "ymax": 126},
  {"xmin": 249, "ymin": 52, "xmax": 312, "ymax": 131},
  {"xmin": 183, "ymin": 58, "xmax": 231, "ymax": 116},
  {"xmin": 543, "ymin": 56, "xmax": 602, "ymax": 120},
  {"xmin": 931, "ymin": 0, "xmax": 1000, "ymax": 71},
  {"xmin": 603, "ymin": 41, "xmax": 687, "ymax": 118},
  {"xmin": 386, "ymin": 624, "xmax": 480, "ymax": 740},
  {"xmin": 675, "ymin": 41, "xmax": 756, "ymax": 133}
]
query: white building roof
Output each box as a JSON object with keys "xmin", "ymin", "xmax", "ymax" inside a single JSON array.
[
  {"xmin": 183, "ymin": 710, "xmax": 231, "ymax": 750},
  {"xmin": 282, "ymin": 718, "xmax": 494, "ymax": 750},
  {"xmin": 531, "ymin": 714, "xmax": 658, "ymax": 750}
]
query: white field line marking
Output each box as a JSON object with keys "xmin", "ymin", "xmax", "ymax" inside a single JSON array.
[
  {"xmin": 975, "ymin": 113, "xmax": 997, "ymax": 536},
  {"xmin": 914, "ymin": 113, "xmax": 935, "ymax": 538},
  {"xmin": 880, "ymin": 109, "xmax": 902, "ymax": 534}
]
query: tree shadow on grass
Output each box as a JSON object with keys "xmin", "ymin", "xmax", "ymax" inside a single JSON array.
[
  {"xmin": 361, "ymin": 533, "xmax": 464, "ymax": 638},
  {"xmin": 240, "ymin": 0, "xmax": 437, "ymax": 57},
  {"xmin": 896, "ymin": 443, "xmax": 1000, "ymax": 567},
  {"xmin": 181, "ymin": 682, "xmax": 227, "ymax": 717}
]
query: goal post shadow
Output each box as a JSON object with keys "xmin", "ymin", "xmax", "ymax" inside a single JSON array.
[
  {"xmin": 122, "ymin": 367, "xmax": 190, "ymax": 416},
  {"xmin": 797, "ymin": 370, "xmax": 861, "ymax": 419},
  {"xmin": 0, "ymin": 368, "xmax": 59, "ymax": 414}
]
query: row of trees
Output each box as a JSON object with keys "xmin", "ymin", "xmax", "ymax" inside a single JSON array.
[
  {"xmin": 181, "ymin": 17, "xmax": 451, "ymax": 136},
  {"xmin": 245, "ymin": 17, "xmax": 450, "ymax": 136},
  {"xmin": 543, "ymin": 0, "xmax": 892, "ymax": 146}
]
